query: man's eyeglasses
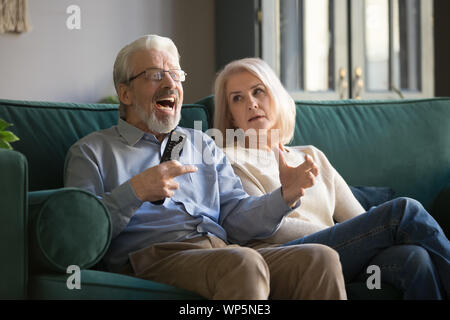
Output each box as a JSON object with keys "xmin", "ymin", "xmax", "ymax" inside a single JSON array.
[{"xmin": 128, "ymin": 68, "xmax": 187, "ymax": 83}]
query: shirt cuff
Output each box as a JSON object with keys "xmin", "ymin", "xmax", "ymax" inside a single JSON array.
[
  {"xmin": 247, "ymin": 187, "xmax": 301, "ymax": 241},
  {"xmin": 272, "ymin": 187, "xmax": 301, "ymax": 212}
]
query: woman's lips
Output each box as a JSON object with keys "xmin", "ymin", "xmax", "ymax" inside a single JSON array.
[{"xmin": 248, "ymin": 115, "xmax": 265, "ymax": 122}]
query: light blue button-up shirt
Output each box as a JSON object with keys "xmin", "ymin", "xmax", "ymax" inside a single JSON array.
[{"xmin": 64, "ymin": 119, "xmax": 295, "ymax": 272}]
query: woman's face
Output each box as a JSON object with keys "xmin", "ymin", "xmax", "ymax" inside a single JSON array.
[{"xmin": 225, "ymin": 71, "xmax": 276, "ymax": 132}]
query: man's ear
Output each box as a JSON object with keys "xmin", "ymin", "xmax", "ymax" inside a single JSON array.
[{"xmin": 117, "ymin": 83, "xmax": 133, "ymax": 105}]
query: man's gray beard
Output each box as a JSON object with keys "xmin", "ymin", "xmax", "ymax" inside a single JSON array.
[{"xmin": 135, "ymin": 103, "xmax": 181, "ymax": 134}]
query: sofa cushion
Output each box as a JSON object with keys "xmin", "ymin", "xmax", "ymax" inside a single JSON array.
[
  {"xmin": 28, "ymin": 188, "xmax": 111, "ymax": 273},
  {"xmin": 29, "ymin": 270, "xmax": 204, "ymax": 300},
  {"xmin": 350, "ymin": 186, "xmax": 396, "ymax": 211},
  {"xmin": 431, "ymin": 186, "xmax": 450, "ymax": 237}
]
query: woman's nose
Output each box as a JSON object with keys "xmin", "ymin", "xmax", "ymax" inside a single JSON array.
[{"xmin": 248, "ymin": 97, "xmax": 258, "ymax": 110}]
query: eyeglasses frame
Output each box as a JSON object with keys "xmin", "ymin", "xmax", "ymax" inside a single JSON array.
[{"xmin": 127, "ymin": 67, "xmax": 187, "ymax": 83}]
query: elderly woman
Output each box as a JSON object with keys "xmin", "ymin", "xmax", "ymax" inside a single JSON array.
[{"xmin": 213, "ymin": 57, "xmax": 450, "ymax": 299}]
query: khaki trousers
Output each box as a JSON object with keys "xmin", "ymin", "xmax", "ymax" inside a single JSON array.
[{"xmin": 121, "ymin": 235, "xmax": 347, "ymax": 300}]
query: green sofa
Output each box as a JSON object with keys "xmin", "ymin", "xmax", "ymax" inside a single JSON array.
[{"xmin": 1, "ymin": 96, "xmax": 449, "ymax": 300}]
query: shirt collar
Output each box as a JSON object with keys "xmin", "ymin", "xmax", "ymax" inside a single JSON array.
[
  {"xmin": 117, "ymin": 119, "xmax": 149, "ymax": 146},
  {"xmin": 117, "ymin": 119, "xmax": 181, "ymax": 146}
]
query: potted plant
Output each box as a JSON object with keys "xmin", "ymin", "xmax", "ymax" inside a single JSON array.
[
  {"xmin": 0, "ymin": 118, "xmax": 20, "ymax": 150},
  {"xmin": 98, "ymin": 95, "xmax": 119, "ymax": 104}
]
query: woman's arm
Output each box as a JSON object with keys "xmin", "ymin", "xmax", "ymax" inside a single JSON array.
[{"xmin": 232, "ymin": 164, "xmax": 327, "ymax": 243}]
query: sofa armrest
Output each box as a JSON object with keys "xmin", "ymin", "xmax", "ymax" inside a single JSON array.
[
  {"xmin": 431, "ymin": 186, "xmax": 450, "ymax": 238},
  {"xmin": 0, "ymin": 149, "xmax": 28, "ymax": 299}
]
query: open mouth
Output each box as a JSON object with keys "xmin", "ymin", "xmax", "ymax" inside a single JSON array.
[{"xmin": 155, "ymin": 97, "xmax": 176, "ymax": 112}]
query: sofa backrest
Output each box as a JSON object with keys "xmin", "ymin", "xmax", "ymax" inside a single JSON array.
[
  {"xmin": 290, "ymin": 98, "xmax": 450, "ymax": 210},
  {"xmin": 0, "ymin": 99, "xmax": 209, "ymax": 191}
]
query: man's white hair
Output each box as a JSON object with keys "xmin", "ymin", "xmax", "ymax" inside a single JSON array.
[{"xmin": 113, "ymin": 35, "xmax": 180, "ymax": 119}]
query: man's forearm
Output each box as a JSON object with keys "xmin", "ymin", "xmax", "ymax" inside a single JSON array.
[
  {"xmin": 99, "ymin": 180, "xmax": 143, "ymax": 239},
  {"xmin": 221, "ymin": 187, "xmax": 299, "ymax": 245}
]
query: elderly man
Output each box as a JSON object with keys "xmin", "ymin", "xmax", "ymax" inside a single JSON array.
[{"xmin": 64, "ymin": 34, "xmax": 346, "ymax": 300}]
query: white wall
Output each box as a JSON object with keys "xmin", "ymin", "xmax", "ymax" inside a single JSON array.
[{"xmin": 0, "ymin": 0, "xmax": 215, "ymax": 103}]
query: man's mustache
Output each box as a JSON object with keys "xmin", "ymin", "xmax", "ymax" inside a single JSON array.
[{"xmin": 153, "ymin": 89, "xmax": 180, "ymax": 102}]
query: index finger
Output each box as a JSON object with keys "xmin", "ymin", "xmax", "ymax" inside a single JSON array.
[
  {"xmin": 167, "ymin": 162, "xmax": 198, "ymax": 178},
  {"xmin": 272, "ymin": 146, "xmax": 289, "ymax": 171},
  {"xmin": 300, "ymin": 154, "xmax": 316, "ymax": 170}
]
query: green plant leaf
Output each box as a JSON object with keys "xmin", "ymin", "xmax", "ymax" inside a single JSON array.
[
  {"xmin": 0, "ymin": 130, "xmax": 20, "ymax": 143},
  {"xmin": 98, "ymin": 95, "xmax": 120, "ymax": 104},
  {"xmin": 0, "ymin": 118, "xmax": 12, "ymax": 131},
  {"xmin": 0, "ymin": 118, "xmax": 19, "ymax": 149},
  {"xmin": 0, "ymin": 139, "xmax": 12, "ymax": 150}
]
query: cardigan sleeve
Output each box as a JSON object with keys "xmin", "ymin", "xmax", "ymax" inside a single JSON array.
[
  {"xmin": 232, "ymin": 166, "xmax": 266, "ymax": 197},
  {"xmin": 230, "ymin": 157, "xmax": 328, "ymax": 244}
]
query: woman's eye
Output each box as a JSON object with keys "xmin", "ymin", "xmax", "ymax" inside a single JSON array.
[
  {"xmin": 254, "ymin": 87, "xmax": 264, "ymax": 95},
  {"xmin": 232, "ymin": 95, "xmax": 241, "ymax": 103}
]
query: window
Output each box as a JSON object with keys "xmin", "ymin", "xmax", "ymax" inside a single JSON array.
[{"xmin": 262, "ymin": 0, "xmax": 434, "ymax": 99}]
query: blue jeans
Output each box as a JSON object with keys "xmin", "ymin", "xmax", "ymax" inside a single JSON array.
[{"xmin": 283, "ymin": 197, "xmax": 450, "ymax": 299}]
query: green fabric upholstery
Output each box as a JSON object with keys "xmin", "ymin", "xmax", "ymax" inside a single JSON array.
[
  {"xmin": 0, "ymin": 149, "xmax": 28, "ymax": 299},
  {"xmin": 179, "ymin": 104, "xmax": 210, "ymax": 132},
  {"xmin": 29, "ymin": 270, "xmax": 204, "ymax": 300},
  {"xmin": 194, "ymin": 95, "xmax": 215, "ymax": 127},
  {"xmin": 432, "ymin": 186, "xmax": 450, "ymax": 237},
  {"xmin": 28, "ymin": 188, "xmax": 112, "ymax": 273},
  {"xmin": 0, "ymin": 100, "xmax": 118, "ymax": 191}
]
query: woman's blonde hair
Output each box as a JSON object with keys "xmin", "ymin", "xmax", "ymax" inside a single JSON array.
[{"xmin": 213, "ymin": 57, "xmax": 296, "ymax": 146}]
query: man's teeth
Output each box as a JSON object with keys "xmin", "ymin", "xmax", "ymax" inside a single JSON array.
[
  {"xmin": 156, "ymin": 98, "xmax": 175, "ymax": 109},
  {"xmin": 157, "ymin": 104, "xmax": 172, "ymax": 110},
  {"xmin": 159, "ymin": 97, "xmax": 175, "ymax": 102}
]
